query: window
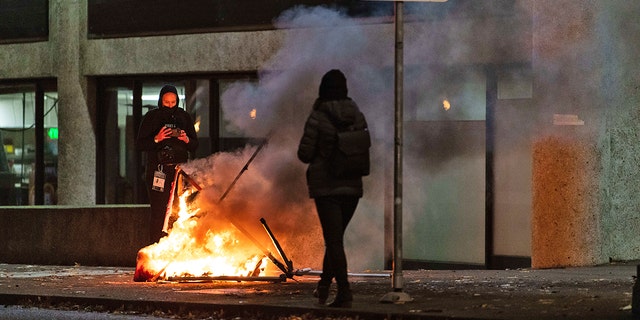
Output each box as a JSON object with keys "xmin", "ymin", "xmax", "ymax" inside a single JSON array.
[
  {"xmin": 87, "ymin": 0, "xmax": 393, "ymax": 38},
  {"xmin": 97, "ymin": 74, "xmax": 258, "ymax": 204},
  {"xmin": 406, "ymin": 67, "xmax": 487, "ymax": 121},
  {"xmin": 0, "ymin": 81, "xmax": 58, "ymax": 205},
  {"xmin": 0, "ymin": 0, "xmax": 48, "ymax": 44}
]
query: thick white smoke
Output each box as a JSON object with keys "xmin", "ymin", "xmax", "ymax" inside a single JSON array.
[
  {"xmin": 185, "ymin": 6, "xmax": 396, "ymax": 271},
  {"xmin": 181, "ymin": 2, "xmax": 540, "ymax": 270}
]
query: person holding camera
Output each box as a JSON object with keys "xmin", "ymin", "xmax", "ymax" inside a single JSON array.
[{"xmin": 136, "ymin": 84, "xmax": 198, "ymax": 245}]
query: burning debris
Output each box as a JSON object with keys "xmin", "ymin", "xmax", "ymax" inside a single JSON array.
[
  {"xmin": 133, "ymin": 216, "xmax": 268, "ymax": 282},
  {"xmin": 134, "ymin": 142, "xmax": 296, "ymax": 282}
]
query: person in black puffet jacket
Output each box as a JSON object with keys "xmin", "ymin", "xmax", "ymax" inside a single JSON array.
[
  {"xmin": 297, "ymin": 69, "xmax": 369, "ymax": 308},
  {"xmin": 136, "ymin": 84, "xmax": 198, "ymax": 245}
]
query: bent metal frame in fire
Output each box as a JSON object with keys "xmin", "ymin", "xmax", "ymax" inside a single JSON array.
[{"xmin": 134, "ymin": 138, "xmax": 299, "ymax": 282}]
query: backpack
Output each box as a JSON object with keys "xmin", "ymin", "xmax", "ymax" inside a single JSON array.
[{"xmin": 327, "ymin": 115, "xmax": 371, "ymax": 178}]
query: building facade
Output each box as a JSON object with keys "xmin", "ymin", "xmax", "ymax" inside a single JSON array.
[{"xmin": 1, "ymin": 0, "xmax": 639, "ymax": 270}]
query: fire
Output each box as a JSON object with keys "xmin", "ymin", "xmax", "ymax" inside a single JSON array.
[{"xmin": 134, "ymin": 190, "xmax": 268, "ymax": 282}]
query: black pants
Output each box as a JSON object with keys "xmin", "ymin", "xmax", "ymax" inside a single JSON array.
[
  {"xmin": 314, "ymin": 195, "xmax": 359, "ymax": 289},
  {"xmin": 145, "ymin": 164, "xmax": 177, "ymax": 245}
]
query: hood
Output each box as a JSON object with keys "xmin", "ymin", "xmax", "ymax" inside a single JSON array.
[
  {"xmin": 318, "ymin": 69, "xmax": 348, "ymax": 101},
  {"xmin": 157, "ymin": 85, "xmax": 180, "ymax": 109}
]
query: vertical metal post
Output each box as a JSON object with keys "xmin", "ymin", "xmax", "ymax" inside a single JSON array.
[
  {"xmin": 381, "ymin": 0, "xmax": 412, "ymax": 303},
  {"xmin": 35, "ymin": 84, "xmax": 45, "ymax": 205},
  {"xmin": 393, "ymin": 0, "xmax": 404, "ymax": 291},
  {"xmin": 485, "ymin": 66, "xmax": 497, "ymax": 269},
  {"xmin": 133, "ymin": 81, "xmax": 143, "ymax": 203}
]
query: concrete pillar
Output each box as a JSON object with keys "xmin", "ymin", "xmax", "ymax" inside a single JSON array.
[
  {"xmin": 530, "ymin": 1, "xmax": 605, "ymax": 268},
  {"xmin": 532, "ymin": 135, "xmax": 601, "ymax": 268},
  {"xmin": 51, "ymin": 0, "xmax": 96, "ymax": 205}
]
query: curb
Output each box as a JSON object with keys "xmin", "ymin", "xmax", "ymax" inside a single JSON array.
[{"xmin": 0, "ymin": 293, "xmax": 477, "ymax": 320}]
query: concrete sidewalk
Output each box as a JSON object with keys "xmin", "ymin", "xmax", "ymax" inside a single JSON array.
[{"xmin": 0, "ymin": 262, "xmax": 637, "ymax": 319}]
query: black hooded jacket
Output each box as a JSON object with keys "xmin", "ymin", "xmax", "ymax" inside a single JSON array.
[
  {"xmin": 297, "ymin": 70, "xmax": 368, "ymax": 198},
  {"xmin": 136, "ymin": 85, "xmax": 199, "ymax": 168},
  {"xmin": 297, "ymin": 99, "xmax": 367, "ymax": 198}
]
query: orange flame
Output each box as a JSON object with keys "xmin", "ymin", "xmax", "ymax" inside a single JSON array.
[{"xmin": 134, "ymin": 190, "xmax": 268, "ymax": 281}]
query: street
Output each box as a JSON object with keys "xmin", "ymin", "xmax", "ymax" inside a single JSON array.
[{"xmin": 0, "ymin": 305, "xmax": 169, "ymax": 320}]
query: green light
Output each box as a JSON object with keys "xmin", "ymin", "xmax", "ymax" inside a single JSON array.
[{"xmin": 47, "ymin": 127, "xmax": 59, "ymax": 140}]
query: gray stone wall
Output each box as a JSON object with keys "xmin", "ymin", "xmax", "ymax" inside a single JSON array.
[{"xmin": 598, "ymin": 2, "xmax": 640, "ymax": 262}]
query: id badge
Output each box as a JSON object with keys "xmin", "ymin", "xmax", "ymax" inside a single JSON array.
[{"xmin": 152, "ymin": 170, "xmax": 166, "ymax": 192}]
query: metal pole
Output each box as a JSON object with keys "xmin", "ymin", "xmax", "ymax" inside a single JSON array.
[
  {"xmin": 35, "ymin": 84, "xmax": 44, "ymax": 205},
  {"xmin": 381, "ymin": 0, "xmax": 412, "ymax": 303},
  {"xmin": 393, "ymin": 0, "xmax": 404, "ymax": 291}
]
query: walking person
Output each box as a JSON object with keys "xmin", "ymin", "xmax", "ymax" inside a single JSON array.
[
  {"xmin": 297, "ymin": 69, "xmax": 370, "ymax": 308},
  {"xmin": 136, "ymin": 84, "xmax": 198, "ymax": 245}
]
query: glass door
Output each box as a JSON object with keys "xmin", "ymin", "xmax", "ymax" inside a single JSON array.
[
  {"xmin": 0, "ymin": 83, "xmax": 58, "ymax": 206},
  {"xmin": 403, "ymin": 67, "xmax": 487, "ymax": 266}
]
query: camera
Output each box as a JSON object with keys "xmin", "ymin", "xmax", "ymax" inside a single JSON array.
[
  {"xmin": 165, "ymin": 124, "xmax": 182, "ymax": 137},
  {"xmin": 169, "ymin": 128, "xmax": 182, "ymax": 137}
]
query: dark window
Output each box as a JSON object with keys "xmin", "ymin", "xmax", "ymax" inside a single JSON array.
[
  {"xmin": 0, "ymin": 0, "xmax": 48, "ymax": 44},
  {"xmin": 88, "ymin": 0, "xmax": 392, "ymax": 38}
]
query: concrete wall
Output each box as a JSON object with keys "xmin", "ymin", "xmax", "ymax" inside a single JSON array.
[
  {"xmin": 0, "ymin": 42, "xmax": 53, "ymax": 78},
  {"xmin": 598, "ymin": 1, "xmax": 640, "ymax": 262},
  {"xmin": 83, "ymin": 31, "xmax": 282, "ymax": 75},
  {"xmin": 530, "ymin": 1, "xmax": 603, "ymax": 268},
  {"xmin": 531, "ymin": 1, "xmax": 640, "ymax": 268},
  {"xmin": 0, "ymin": 206, "xmax": 150, "ymax": 267}
]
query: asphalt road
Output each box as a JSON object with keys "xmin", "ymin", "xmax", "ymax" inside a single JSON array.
[{"xmin": 0, "ymin": 305, "xmax": 169, "ymax": 320}]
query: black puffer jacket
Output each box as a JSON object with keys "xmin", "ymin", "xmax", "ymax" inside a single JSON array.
[
  {"xmin": 136, "ymin": 85, "xmax": 199, "ymax": 168},
  {"xmin": 297, "ymin": 98, "xmax": 368, "ymax": 198}
]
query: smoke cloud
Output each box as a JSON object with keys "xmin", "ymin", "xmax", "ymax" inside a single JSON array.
[
  {"xmin": 180, "ymin": 5, "xmax": 398, "ymax": 271},
  {"xmin": 179, "ymin": 1, "xmax": 563, "ymax": 270}
]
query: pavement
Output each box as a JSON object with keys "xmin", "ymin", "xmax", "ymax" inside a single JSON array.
[{"xmin": 0, "ymin": 262, "xmax": 638, "ymax": 320}]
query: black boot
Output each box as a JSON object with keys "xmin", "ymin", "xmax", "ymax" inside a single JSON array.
[
  {"xmin": 313, "ymin": 283, "xmax": 330, "ymax": 305},
  {"xmin": 328, "ymin": 287, "xmax": 352, "ymax": 308}
]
